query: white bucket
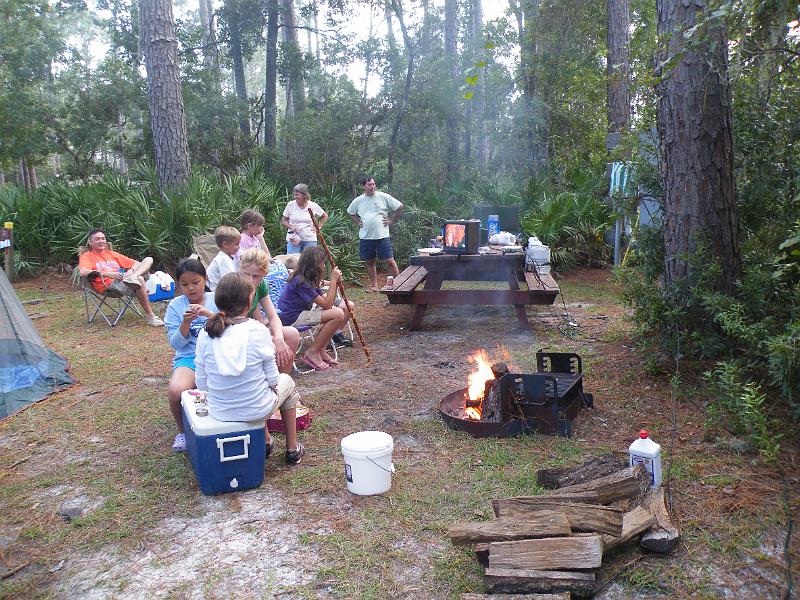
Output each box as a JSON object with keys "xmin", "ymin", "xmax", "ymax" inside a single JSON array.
[{"xmin": 340, "ymin": 431, "xmax": 395, "ymax": 495}]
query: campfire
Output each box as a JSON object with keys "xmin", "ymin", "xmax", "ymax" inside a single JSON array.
[{"xmin": 439, "ymin": 348, "xmax": 594, "ymax": 438}]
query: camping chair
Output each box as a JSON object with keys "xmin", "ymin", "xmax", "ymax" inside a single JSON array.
[
  {"xmin": 190, "ymin": 234, "xmax": 218, "ymax": 271},
  {"xmin": 75, "ymin": 245, "xmax": 143, "ymax": 326}
]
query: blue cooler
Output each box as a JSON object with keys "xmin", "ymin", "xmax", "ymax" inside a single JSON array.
[
  {"xmin": 148, "ymin": 281, "xmax": 175, "ymax": 302},
  {"xmin": 181, "ymin": 390, "xmax": 266, "ymax": 495}
]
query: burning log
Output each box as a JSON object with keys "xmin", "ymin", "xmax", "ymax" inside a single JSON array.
[
  {"xmin": 448, "ymin": 512, "xmax": 571, "ymax": 545},
  {"xmin": 640, "ymin": 487, "xmax": 681, "ymax": 554},
  {"xmin": 485, "ymin": 568, "xmax": 596, "ymax": 598},
  {"xmin": 491, "ymin": 499, "xmax": 623, "ymax": 537},
  {"xmin": 488, "ymin": 535, "xmax": 604, "ymax": 571},
  {"xmin": 479, "ymin": 363, "xmax": 510, "ymax": 423},
  {"xmin": 536, "ymin": 454, "xmax": 628, "ymax": 489}
]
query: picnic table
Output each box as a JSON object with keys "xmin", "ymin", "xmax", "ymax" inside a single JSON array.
[{"xmin": 381, "ymin": 248, "xmax": 559, "ymax": 330}]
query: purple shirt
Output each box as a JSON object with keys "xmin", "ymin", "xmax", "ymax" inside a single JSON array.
[{"xmin": 277, "ymin": 277, "xmax": 322, "ymax": 325}]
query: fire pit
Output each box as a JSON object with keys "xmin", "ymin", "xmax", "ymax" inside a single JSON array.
[{"xmin": 438, "ymin": 350, "xmax": 593, "ymax": 438}]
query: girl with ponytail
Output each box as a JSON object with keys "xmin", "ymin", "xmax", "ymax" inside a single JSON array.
[{"xmin": 195, "ymin": 272, "xmax": 305, "ymax": 465}]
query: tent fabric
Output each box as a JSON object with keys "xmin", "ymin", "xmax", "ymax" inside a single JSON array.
[{"xmin": 0, "ymin": 268, "xmax": 74, "ymax": 419}]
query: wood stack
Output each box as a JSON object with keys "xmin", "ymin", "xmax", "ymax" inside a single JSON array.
[{"xmin": 449, "ymin": 454, "xmax": 680, "ymax": 599}]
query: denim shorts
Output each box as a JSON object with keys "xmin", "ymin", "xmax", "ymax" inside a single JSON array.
[
  {"xmin": 359, "ymin": 237, "xmax": 394, "ymax": 260},
  {"xmin": 286, "ymin": 239, "xmax": 317, "ymax": 254}
]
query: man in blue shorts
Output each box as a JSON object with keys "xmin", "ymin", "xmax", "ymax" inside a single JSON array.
[{"xmin": 347, "ymin": 176, "xmax": 403, "ymax": 291}]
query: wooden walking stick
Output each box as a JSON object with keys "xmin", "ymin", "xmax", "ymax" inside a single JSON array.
[{"xmin": 308, "ymin": 208, "xmax": 372, "ymax": 363}]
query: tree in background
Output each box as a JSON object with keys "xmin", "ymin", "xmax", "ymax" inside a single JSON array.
[
  {"xmin": 139, "ymin": 0, "xmax": 191, "ymax": 187},
  {"xmin": 606, "ymin": 0, "xmax": 630, "ymax": 140},
  {"xmin": 656, "ymin": 0, "xmax": 741, "ymax": 293}
]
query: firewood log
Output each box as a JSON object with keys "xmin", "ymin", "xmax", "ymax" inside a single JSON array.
[
  {"xmin": 542, "ymin": 465, "xmax": 648, "ymax": 504},
  {"xmin": 489, "ymin": 535, "xmax": 603, "ymax": 571},
  {"xmin": 601, "ymin": 504, "xmax": 657, "ymax": 552},
  {"xmin": 485, "ymin": 567, "xmax": 596, "ymax": 598},
  {"xmin": 461, "ymin": 593, "xmax": 570, "ymax": 600},
  {"xmin": 492, "ymin": 498, "xmax": 623, "ymax": 536},
  {"xmin": 449, "ymin": 512, "xmax": 571, "ymax": 545},
  {"xmin": 640, "ymin": 487, "xmax": 680, "ymax": 554},
  {"xmin": 536, "ymin": 453, "xmax": 628, "ymax": 489}
]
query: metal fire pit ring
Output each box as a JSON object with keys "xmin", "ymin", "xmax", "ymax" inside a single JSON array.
[{"xmin": 438, "ymin": 388, "xmax": 536, "ymax": 438}]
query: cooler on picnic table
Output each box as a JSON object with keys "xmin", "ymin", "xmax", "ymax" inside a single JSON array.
[{"xmin": 181, "ymin": 390, "xmax": 266, "ymax": 495}]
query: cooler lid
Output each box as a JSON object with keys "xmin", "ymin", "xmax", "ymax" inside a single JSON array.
[{"xmin": 181, "ymin": 390, "xmax": 265, "ymax": 436}]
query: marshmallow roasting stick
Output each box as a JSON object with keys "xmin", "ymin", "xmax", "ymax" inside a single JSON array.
[{"xmin": 308, "ymin": 208, "xmax": 372, "ymax": 363}]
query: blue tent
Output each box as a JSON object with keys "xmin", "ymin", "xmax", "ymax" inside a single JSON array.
[{"xmin": 0, "ymin": 268, "xmax": 73, "ymax": 419}]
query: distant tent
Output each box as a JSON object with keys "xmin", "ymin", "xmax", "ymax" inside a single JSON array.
[{"xmin": 0, "ymin": 268, "xmax": 74, "ymax": 418}]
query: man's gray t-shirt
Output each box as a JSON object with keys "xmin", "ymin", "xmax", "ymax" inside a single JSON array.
[{"xmin": 347, "ymin": 191, "xmax": 402, "ymax": 240}]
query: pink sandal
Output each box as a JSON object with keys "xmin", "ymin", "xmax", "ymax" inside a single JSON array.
[{"xmin": 299, "ymin": 355, "xmax": 330, "ymax": 372}]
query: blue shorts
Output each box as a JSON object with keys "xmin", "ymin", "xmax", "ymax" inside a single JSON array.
[
  {"xmin": 173, "ymin": 357, "xmax": 196, "ymax": 371},
  {"xmin": 359, "ymin": 237, "xmax": 394, "ymax": 260},
  {"xmin": 286, "ymin": 239, "xmax": 317, "ymax": 254}
]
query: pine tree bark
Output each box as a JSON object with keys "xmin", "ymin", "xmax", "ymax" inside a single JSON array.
[
  {"xmin": 263, "ymin": 0, "xmax": 279, "ymax": 157},
  {"xmin": 140, "ymin": 0, "xmax": 191, "ymax": 188},
  {"xmin": 199, "ymin": 0, "xmax": 220, "ymax": 87},
  {"xmin": 656, "ymin": 0, "xmax": 741, "ymax": 292},
  {"xmin": 607, "ymin": 0, "xmax": 630, "ymax": 136},
  {"xmin": 444, "ymin": 0, "xmax": 459, "ymax": 177}
]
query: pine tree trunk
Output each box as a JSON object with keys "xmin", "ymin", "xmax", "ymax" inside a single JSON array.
[
  {"xmin": 472, "ymin": 0, "xmax": 485, "ymax": 166},
  {"xmin": 263, "ymin": 0, "xmax": 279, "ymax": 157},
  {"xmin": 607, "ymin": 0, "xmax": 630, "ymax": 136},
  {"xmin": 445, "ymin": 0, "xmax": 459, "ymax": 177},
  {"xmin": 520, "ymin": 0, "xmax": 547, "ymax": 175},
  {"xmin": 281, "ymin": 0, "xmax": 306, "ymax": 115},
  {"xmin": 139, "ymin": 0, "xmax": 191, "ymax": 188},
  {"xmin": 19, "ymin": 158, "xmax": 30, "ymax": 195},
  {"xmin": 230, "ymin": 29, "xmax": 252, "ymax": 138},
  {"xmin": 386, "ymin": 0, "xmax": 414, "ymax": 186},
  {"xmin": 656, "ymin": 0, "xmax": 741, "ymax": 292},
  {"xmin": 27, "ymin": 164, "xmax": 37, "ymax": 191}
]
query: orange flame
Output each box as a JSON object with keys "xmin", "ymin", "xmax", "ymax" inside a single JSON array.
[{"xmin": 463, "ymin": 350, "xmax": 496, "ymax": 420}]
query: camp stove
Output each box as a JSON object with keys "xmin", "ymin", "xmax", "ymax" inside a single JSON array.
[{"xmin": 438, "ymin": 350, "xmax": 593, "ymax": 438}]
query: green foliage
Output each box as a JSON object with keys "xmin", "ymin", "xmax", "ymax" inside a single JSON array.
[
  {"xmin": 703, "ymin": 361, "xmax": 781, "ymax": 462},
  {"xmin": 519, "ymin": 172, "xmax": 614, "ymax": 269}
]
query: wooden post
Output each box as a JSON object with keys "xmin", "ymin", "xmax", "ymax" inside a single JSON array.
[{"xmin": 2, "ymin": 222, "xmax": 14, "ymax": 282}]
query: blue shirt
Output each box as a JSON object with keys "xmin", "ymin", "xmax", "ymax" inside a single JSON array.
[
  {"xmin": 165, "ymin": 292, "xmax": 218, "ymax": 369},
  {"xmin": 277, "ymin": 277, "xmax": 321, "ymax": 325}
]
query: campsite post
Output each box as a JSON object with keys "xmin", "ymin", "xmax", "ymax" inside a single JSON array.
[{"xmin": 2, "ymin": 222, "xmax": 13, "ymax": 282}]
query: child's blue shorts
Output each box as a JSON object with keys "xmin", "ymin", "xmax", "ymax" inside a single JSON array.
[{"xmin": 173, "ymin": 357, "xmax": 196, "ymax": 371}]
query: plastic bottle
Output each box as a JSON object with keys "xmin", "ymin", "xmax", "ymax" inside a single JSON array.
[
  {"xmin": 629, "ymin": 429, "xmax": 662, "ymax": 488},
  {"xmin": 487, "ymin": 214, "xmax": 500, "ymax": 238}
]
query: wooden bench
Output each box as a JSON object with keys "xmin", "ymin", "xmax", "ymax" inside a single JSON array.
[{"xmin": 382, "ymin": 265, "xmax": 428, "ymax": 298}]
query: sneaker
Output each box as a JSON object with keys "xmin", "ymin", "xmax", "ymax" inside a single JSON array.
[
  {"xmin": 172, "ymin": 433, "xmax": 186, "ymax": 452},
  {"xmin": 332, "ymin": 332, "xmax": 353, "ymax": 348},
  {"xmin": 285, "ymin": 443, "xmax": 305, "ymax": 465},
  {"xmin": 146, "ymin": 315, "xmax": 165, "ymax": 327}
]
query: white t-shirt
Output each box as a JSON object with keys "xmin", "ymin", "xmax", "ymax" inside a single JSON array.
[
  {"xmin": 207, "ymin": 251, "xmax": 235, "ymax": 291},
  {"xmin": 283, "ymin": 200, "xmax": 325, "ymax": 242},
  {"xmin": 195, "ymin": 320, "xmax": 280, "ymax": 422},
  {"xmin": 347, "ymin": 191, "xmax": 402, "ymax": 240}
]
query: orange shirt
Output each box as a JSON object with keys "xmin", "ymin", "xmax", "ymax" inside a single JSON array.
[{"xmin": 78, "ymin": 249, "xmax": 136, "ymax": 293}]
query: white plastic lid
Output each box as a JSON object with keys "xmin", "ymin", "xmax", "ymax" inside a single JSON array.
[{"xmin": 341, "ymin": 431, "xmax": 394, "ymax": 456}]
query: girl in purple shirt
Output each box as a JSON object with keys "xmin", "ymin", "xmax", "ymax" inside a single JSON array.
[{"xmin": 277, "ymin": 247, "xmax": 353, "ymax": 371}]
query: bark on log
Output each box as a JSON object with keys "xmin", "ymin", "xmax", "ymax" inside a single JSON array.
[
  {"xmin": 450, "ymin": 512, "xmax": 570, "ymax": 545},
  {"xmin": 462, "ymin": 593, "xmax": 570, "ymax": 600},
  {"xmin": 489, "ymin": 535, "xmax": 603, "ymax": 571},
  {"xmin": 449, "ymin": 512, "xmax": 571, "ymax": 545},
  {"xmin": 640, "ymin": 487, "xmax": 680, "ymax": 554},
  {"xmin": 536, "ymin": 454, "xmax": 628, "ymax": 489},
  {"xmin": 601, "ymin": 504, "xmax": 656, "ymax": 552},
  {"xmin": 542, "ymin": 465, "xmax": 648, "ymax": 504},
  {"xmin": 485, "ymin": 567, "xmax": 596, "ymax": 598},
  {"xmin": 492, "ymin": 498, "xmax": 623, "ymax": 536}
]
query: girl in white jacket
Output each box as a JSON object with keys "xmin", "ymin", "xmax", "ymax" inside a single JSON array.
[{"xmin": 195, "ymin": 272, "xmax": 305, "ymax": 465}]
